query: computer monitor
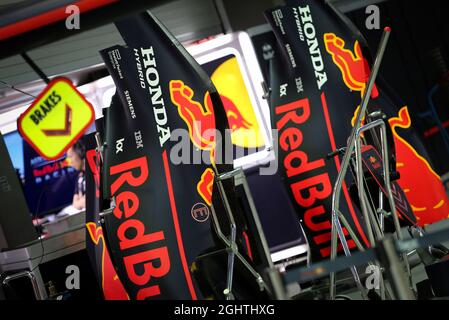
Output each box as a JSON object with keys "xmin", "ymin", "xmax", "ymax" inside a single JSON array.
[{"xmin": 3, "ymin": 131, "xmax": 79, "ymax": 217}]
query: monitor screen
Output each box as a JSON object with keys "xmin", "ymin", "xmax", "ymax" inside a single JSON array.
[{"xmin": 4, "ymin": 131, "xmax": 79, "ymax": 217}]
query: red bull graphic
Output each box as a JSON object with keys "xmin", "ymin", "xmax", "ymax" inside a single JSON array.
[
  {"xmin": 86, "ymin": 222, "xmax": 129, "ymax": 300},
  {"xmin": 265, "ymin": 1, "xmax": 376, "ymax": 261},
  {"xmin": 324, "ymin": 32, "xmax": 439, "ymax": 225},
  {"xmin": 169, "ymin": 80, "xmax": 217, "ymax": 207},
  {"xmin": 369, "ymin": 156, "xmax": 380, "ymax": 168},
  {"xmin": 32, "ymin": 158, "xmax": 71, "ymax": 178},
  {"xmin": 389, "ymin": 107, "xmax": 449, "ymax": 225},
  {"xmin": 324, "ymin": 33, "xmax": 432, "ymax": 225},
  {"xmin": 169, "ymin": 76, "xmax": 258, "ymax": 265},
  {"xmin": 218, "ymin": 95, "xmax": 252, "ymax": 131},
  {"xmin": 208, "ymin": 56, "xmax": 264, "ymax": 149},
  {"xmin": 197, "ymin": 168, "xmax": 214, "ymax": 206},
  {"xmin": 350, "ymin": 106, "xmax": 365, "ymax": 128},
  {"xmin": 324, "ymin": 33, "xmax": 379, "ymax": 98},
  {"xmin": 108, "ymin": 155, "xmax": 173, "ymax": 300},
  {"xmin": 98, "ymin": 12, "xmax": 262, "ymax": 299},
  {"xmin": 169, "ymin": 80, "xmax": 216, "ymax": 154},
  {"xmin": 274, "ymin": 96, "xmax": 359, "ymax": 258}
]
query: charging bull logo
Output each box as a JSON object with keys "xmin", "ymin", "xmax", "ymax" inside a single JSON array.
[
  {"xmin": 210, "ymin": 94, "xmax": 252, "ymax": 131},
  {"xmin": 369, "ymin": 156, "xmax": 381, "ymax": 169},
  {"xmin": 325, "ymin": 33, "xmax": 448, "ymax": 225},
  {"xmin": 389, "ymin": 107, "xmax": 449, "ymax": 225},
  {"xmin": 324, "ymin": 33, "xmax": 379, "ymax": 99},
  {"xmin": 169, "ymin": 80, "xmax": 216, "ymax": 153},
  {"xmin": 197, "ymin": 168, "xmax": 214, "ymax": 206},
  {"xmin": 171, "ymin": 57, "xmax": 264, "ymax": 151},
  {"xmin": 169, "ymin": 80, "xmax": 216, "ymax": 207},
  {"xmin": 86, "ymin": 223, "xmax": 129, "ymax": 300}
]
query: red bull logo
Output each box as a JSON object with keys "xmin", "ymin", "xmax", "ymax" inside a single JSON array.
[
  {"xmin": 169, "ymin": 80, "xmax": 217, "ymax": 208},
  {"xmin": 210, "ymin": 56, "xmax": 264, "ymax": 149},
  {"xmin": 169, "ymin": 80, "xmax": 216, "ymax": 153},
  {"xmin": 86, "ymin": 222, "xmax": 129, "ymax": 300},
  {"xmin": 324, "ymin": 33, "xmax": 379, "ymax": 98},
  {"xmin": 389, "ymin": 107, "xmax": 449, "ymax": 225},
  {"xmin": 275, "ymin": 96, "xmax": 360, "ymax": 258},
  {"xmin": 33, "ymin": 158, "xmax": 71, "ymax": 178},
  {"xmin": 170, "ymin": 57, "xmax": 264, "ymax": 151},
  {"xmin": 369, "ymin": 156, "xmax": 381, "ymax": 170},
  {"xmin": 109, "ymin": 156, "xmax": 172, "ymax": 299},
  {"xmin": 209, "ymin": 94, "xmax": 252, "ymax": 131},
  {"xmin": 197, "ymin": 168, "xmax": 215, "ymax": 206}
]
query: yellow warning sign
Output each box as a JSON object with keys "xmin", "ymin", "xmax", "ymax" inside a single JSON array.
[{"xmin": 17, "ymin": 77, "xmax": 94, "ymax": 160}]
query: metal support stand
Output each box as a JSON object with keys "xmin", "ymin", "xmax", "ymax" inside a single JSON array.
[
  {"xmin": 376, "ymin": 236, "xmax": 415, "ymax": 300},
  {"xmin": 211, "ymin": 167, "xmax": 276, "ymax": 299},
  {"xmin": 284, "ymin": 228, "xmax": 441, "ymax": 300},
  {"xmin": 355, "ymin": 119, "xmax": 412, "ymax": 299},
  {"xmin": 329, "ymin": 27, "xmax": 391, "ymax": 300}
]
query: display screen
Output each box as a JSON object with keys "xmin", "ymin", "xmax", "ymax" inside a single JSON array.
[{"xmin": 4, "ymin": 130, "xmax": 78, "ymax": 217}]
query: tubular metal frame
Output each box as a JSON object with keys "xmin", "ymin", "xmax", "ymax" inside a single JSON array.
[
  {"xmin": 212, "ymin": 167, "xmax": 277, "ymax": 299},
  {"xmin": 328, "ymin": 28, "xmax": 415, "ymax": 300}
]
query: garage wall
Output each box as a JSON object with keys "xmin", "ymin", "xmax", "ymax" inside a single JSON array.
[{"xmin": 0, "ymin": 0, "xmax": 387, "ymax": 89}]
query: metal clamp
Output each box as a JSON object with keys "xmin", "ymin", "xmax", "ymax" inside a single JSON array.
[{"xmin": 95, "ymin": 132, "xmax": 107, "ymax": 164}]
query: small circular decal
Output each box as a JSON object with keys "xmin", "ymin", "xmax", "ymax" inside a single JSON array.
[{"xmin": 191, "ymin": 203, "xmax": 210, "ymax": 223}]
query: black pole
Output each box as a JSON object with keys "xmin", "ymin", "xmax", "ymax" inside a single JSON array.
[{"xmin": 20, "ymin": 52, "xmax": 50, "ymax": 84}]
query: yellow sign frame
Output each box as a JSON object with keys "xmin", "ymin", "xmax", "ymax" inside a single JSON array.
[{"xmin": 17, "ymin": 77, "xmax": 94, "ymax": 160}]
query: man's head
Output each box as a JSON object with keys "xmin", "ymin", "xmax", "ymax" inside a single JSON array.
[{"xmin": 67, "ymin": 140, "xmax": 85, "ymax": 171}]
